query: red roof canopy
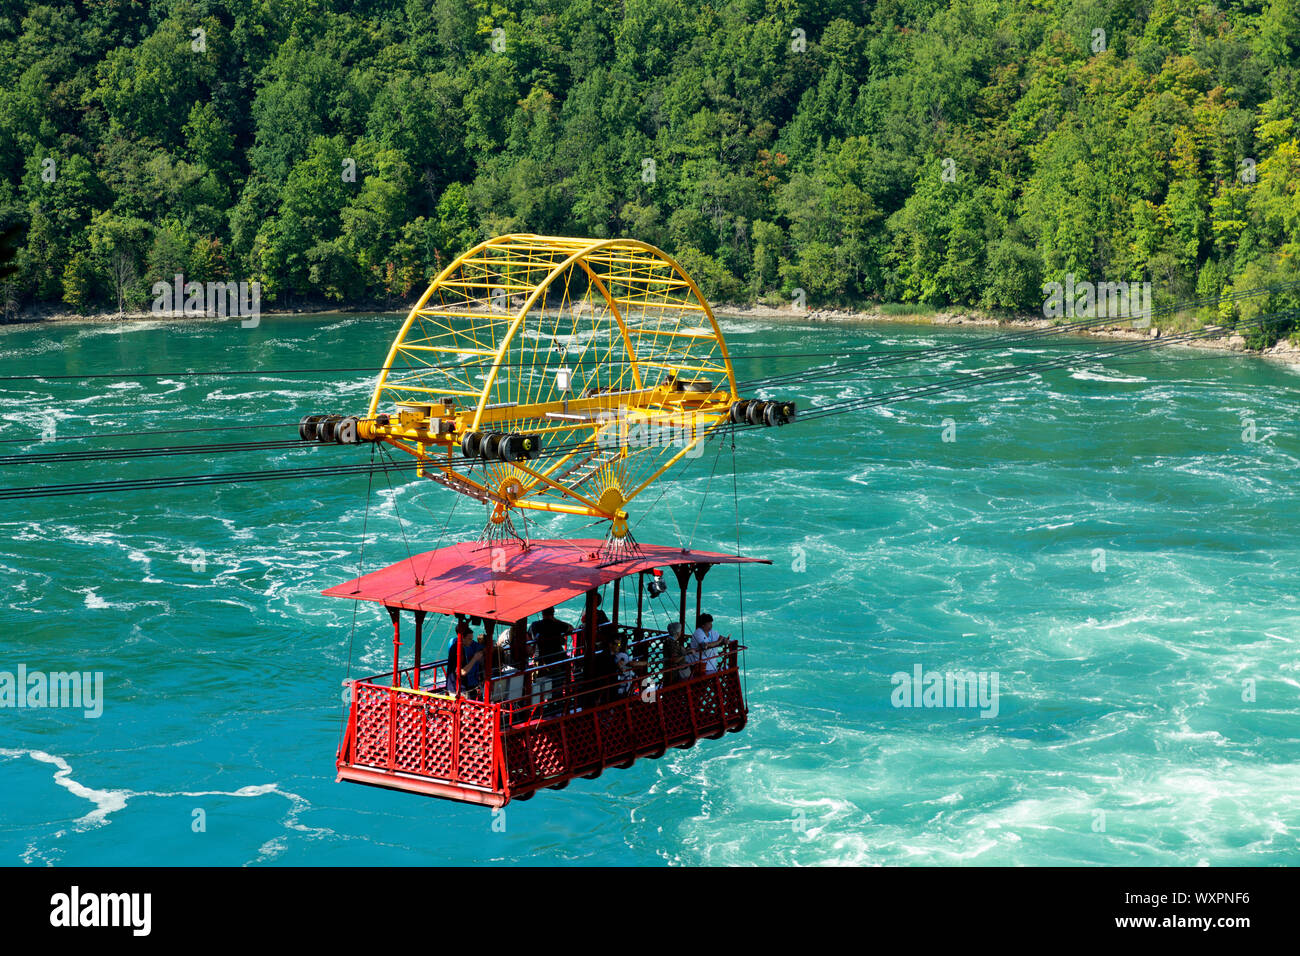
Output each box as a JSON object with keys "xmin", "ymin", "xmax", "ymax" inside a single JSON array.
[{"xmin": 322, "ymin": 538, "xmax": 769, "ymax": 622}]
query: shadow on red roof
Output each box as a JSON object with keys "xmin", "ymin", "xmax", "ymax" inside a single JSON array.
[{"xmin": 322, "ymin": 538, "xmax": 769, "ymax": 622}]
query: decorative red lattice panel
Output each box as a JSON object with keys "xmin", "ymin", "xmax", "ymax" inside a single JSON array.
[
  {"xmin": 455, "ymin": 702, "xmax": 496, "ymax": 787},
  {"xmin": 659, "ymin": 684, "xmax": 694, "ymax": 744},
  {"xmin": 597, "ymin": 705, "xmax": 635, "ymax": 762},
  {"xmin": 353, "ymin": 684, "xmax": 391, "ymax": 768},
  {"xmin": 563, "ymin": 712, "xmax": 600, "ymax": 770}
]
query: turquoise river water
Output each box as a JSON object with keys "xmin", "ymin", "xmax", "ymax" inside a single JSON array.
[{"xmin": 1, "ymin": 313, "xmax": 1297, "ymax": 865}]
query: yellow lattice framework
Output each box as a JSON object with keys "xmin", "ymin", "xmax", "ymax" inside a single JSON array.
[{"xmin": 352, "ymin": 234, "xmax": 741, "ymax": 537}]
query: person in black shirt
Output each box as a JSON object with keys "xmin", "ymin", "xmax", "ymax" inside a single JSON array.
[
  {"xmin": 529, "ymin": 607, "xmax": 571, "ymax": 714},
  {"xmin": 580, "ymin": 593, "xmax": 610, "ymax": 632},
  {"xmin": 528, "ymin": 607, "xmax": 570, "ymax": 664}
]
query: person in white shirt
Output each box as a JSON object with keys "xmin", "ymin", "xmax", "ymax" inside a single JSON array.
[{"xmin": 691, "ymin": 614, "xmax": 729, "ymax": 675}]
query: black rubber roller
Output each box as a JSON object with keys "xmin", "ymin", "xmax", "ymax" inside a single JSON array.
[
  {"xmin": 500, "ymin": 434, "xmax": 523, "ymax": 461},
  {"xmin": 746, "ymin": 401, "xmax": 768, "ymax": 426},
  {"xmin": 461, "ymin": 431, "xmax": 482, "ymax": 458},
  {"xmin": 299, "ymin": 415, "xmax": 324, "ymax": 441},
  {"xmin": 315, "ymin": 415, "xmax": 343, "ymax": 442},
  {"xmin": 481, "ymin": 432, "xmax": 505, "ymax": 460}
]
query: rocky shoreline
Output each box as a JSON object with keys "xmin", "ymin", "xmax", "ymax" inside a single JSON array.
[
  {"xmin": 7, "ymin": 301, "xmax": 1299, "ymax": 367},
  {"xmin": 716, "ymin": 303, "xmax": 1300, "ymax": 366}
]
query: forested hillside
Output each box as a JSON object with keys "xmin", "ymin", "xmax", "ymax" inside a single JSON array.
[{"xmin": 2, "ymin": 0, "xmax": 1299, "ymax": 325}]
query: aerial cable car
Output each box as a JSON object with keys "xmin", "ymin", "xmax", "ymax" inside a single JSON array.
[{"xmin": 308, "ymin": 235, "xmax": 791, "ymax": 807}]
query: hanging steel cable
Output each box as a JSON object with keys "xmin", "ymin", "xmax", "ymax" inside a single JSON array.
[
  {"xmin": 0, "ymin": 420, "xmax": 305, "ymax": 445},
  {"xmin": 740, "ymin": 280, "xmax": 1300, "ymax": 392},
  {"xmin": 0, "ymin": 438, "xmax": 312, "ymax": 467},
  {"xmin": 0, "ymin": 429, "xmax": 630, "ymax": 501},
  {"xmin": 1, "ymin": 281, "xmax": 1294, "ymax": 504},
  {"xmin": 775, "ymin": 308, "xmax": 1297, "ymax": 425}
]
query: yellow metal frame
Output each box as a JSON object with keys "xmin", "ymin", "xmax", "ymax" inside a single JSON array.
[{"xmin": 362, "ymin": 235, "xmax": 740, "ymax": 530}]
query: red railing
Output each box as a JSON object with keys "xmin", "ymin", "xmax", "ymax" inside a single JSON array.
[
  {"xmin": 339, "ymin": 641, "xmax": 748, "ymax": 803},
  {"xmin": 343, "ymin": 682, "xmax": 503, "ymax": 791},
  {"xmin": 500, "ymin": 660, "xmax": 748, "ymax": 795}
]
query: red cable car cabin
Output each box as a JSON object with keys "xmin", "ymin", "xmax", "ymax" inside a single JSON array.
[{"xmin": 325, "ymin": 538, "xmax": 768, "ymax": 807}]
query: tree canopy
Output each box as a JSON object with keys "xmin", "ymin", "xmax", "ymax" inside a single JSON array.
[{"xmin": 2, "ymin": 0, "xmax": 1298, "ymax": 328}]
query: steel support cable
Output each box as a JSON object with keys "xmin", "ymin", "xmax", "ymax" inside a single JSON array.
[
  {"xmin": 688, "ymin": 431, "xmax": 728, "ymax": 550},
  {"xmin": 0, "ymin": 423, "xmax": 637, "ymax": 472},
  {"xmin": 339, "ymin": 443, "xmax": 380, "ymax": 750},
  {"xmin": 737, "ymin": 310, "xmax": 1138, "ymax": 390},
  {"xmin": 4, "ymin": 279, "xmax": 1290, "ymax": 451},
  {"xmin": 0, "ymin": 346, "xmax": 951, "ymax": 384},
  {"xmin": 743, "ymin": 308, "xmax": 1249, "ymax": 392},
  {"xmin": 375, "ymin": 442, "xmax": 418, "ymax": 580},
  {"xmin": 0, "ymin": 438, "xmax": 312, "ymax": 467},
  {"xmin": 0, "ymin": 458, "xmax": 423, "ymax": 500},
  {"xmin": 738, "ymin": 281, "xmax": 1300, "ymax": 391},
  {"xmin": 0, "ymin": 428, "xmax": 667, "ymax": 500},
  {"xmin": 0, "ymin": 304, "xmax": 1268, "ymax": 506},
  {"xmin": 729, "ymin": 430, "xmax": 746, "ymax": 704},
  {"xmin": 3, "ymin": 305, "xmax": 1294, "ymax": 500},
  {"xmin": 779, "ymin": 309, "xmax": 1299, "ymax": 425},
  {"xmin": 9, "ymin": 280, "xmax": 1295, "ymax": 385},
  {"xmin": 704, "ymin": 308, "xmax": 1298, "ymax": 448},
  {"xmin": 0, "ymin": 420, "xmax": 306, "ymax": 445}
]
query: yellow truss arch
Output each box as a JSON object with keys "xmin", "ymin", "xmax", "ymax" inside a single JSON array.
[{"xmin": 357, "ymin": 234, "xmax": 742, "ymax": 534}]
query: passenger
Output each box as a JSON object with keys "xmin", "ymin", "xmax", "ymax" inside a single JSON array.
[
  {"xmin": 662, "ymin": 622, "xmax": 691, "ymax": 684},
  {"xmin": 588, "ymin": 630, "xmax": 622, "ymax": 706},
  {"xmin": 529, "ymin": 608, "xmax": 569, "ymax": 714},
  {"xmin": 691, "ymin": 613, "xmax": 729, "ymax": 675},
  {"xmin": 613, "ymin": 637, "xmax": 648, "ymax": 698},
  {"xmin": 444, "ymin": 622, "xmax": 485, "ymax": 698},
  {"xmin": 580, "ymin": 593, "xmax": 610, "ymax": 631},
  {"xmin": 491, "ymin": 627, "xmax": 527, "ymax": 710},
  {"xmin": 529, "ymin": 606, "xmax": 570, "ymax": 667},
  {"xmin": 507, "ymin": 619, "xmax": 529, "ymax": 670}
]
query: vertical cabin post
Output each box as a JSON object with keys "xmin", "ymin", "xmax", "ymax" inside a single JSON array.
[
  {"xmin": 636, "ymin": 571, "xmax": 644, "ymax": 635},
  {"xmin": 455, "ymin": 617, "xmax": 464, "ymax": 697},
  {"xmin": 388, "ymin": 606, "xmax": 402, "ymax": 687},
  {"xmin": 483, "ymin": 619, "xmax": 496, "ymax": 701},
  {"xmin": 612, "ymin": 578, "xmax": 621, "ymax": 632},
  {"xmin": 693, "ymin": 564, "xmax": 710, "ymax": 627},
  {"xmin": 672, "ymin": 564, "xmax": 692, "ymax": 637},
  {"xmin": 412, "ymin": 609, "xmax": 426, "ymax": 690},
  {"xmin": 584, "ymin": 588, "xmax": 599, "ymax": 705}
]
